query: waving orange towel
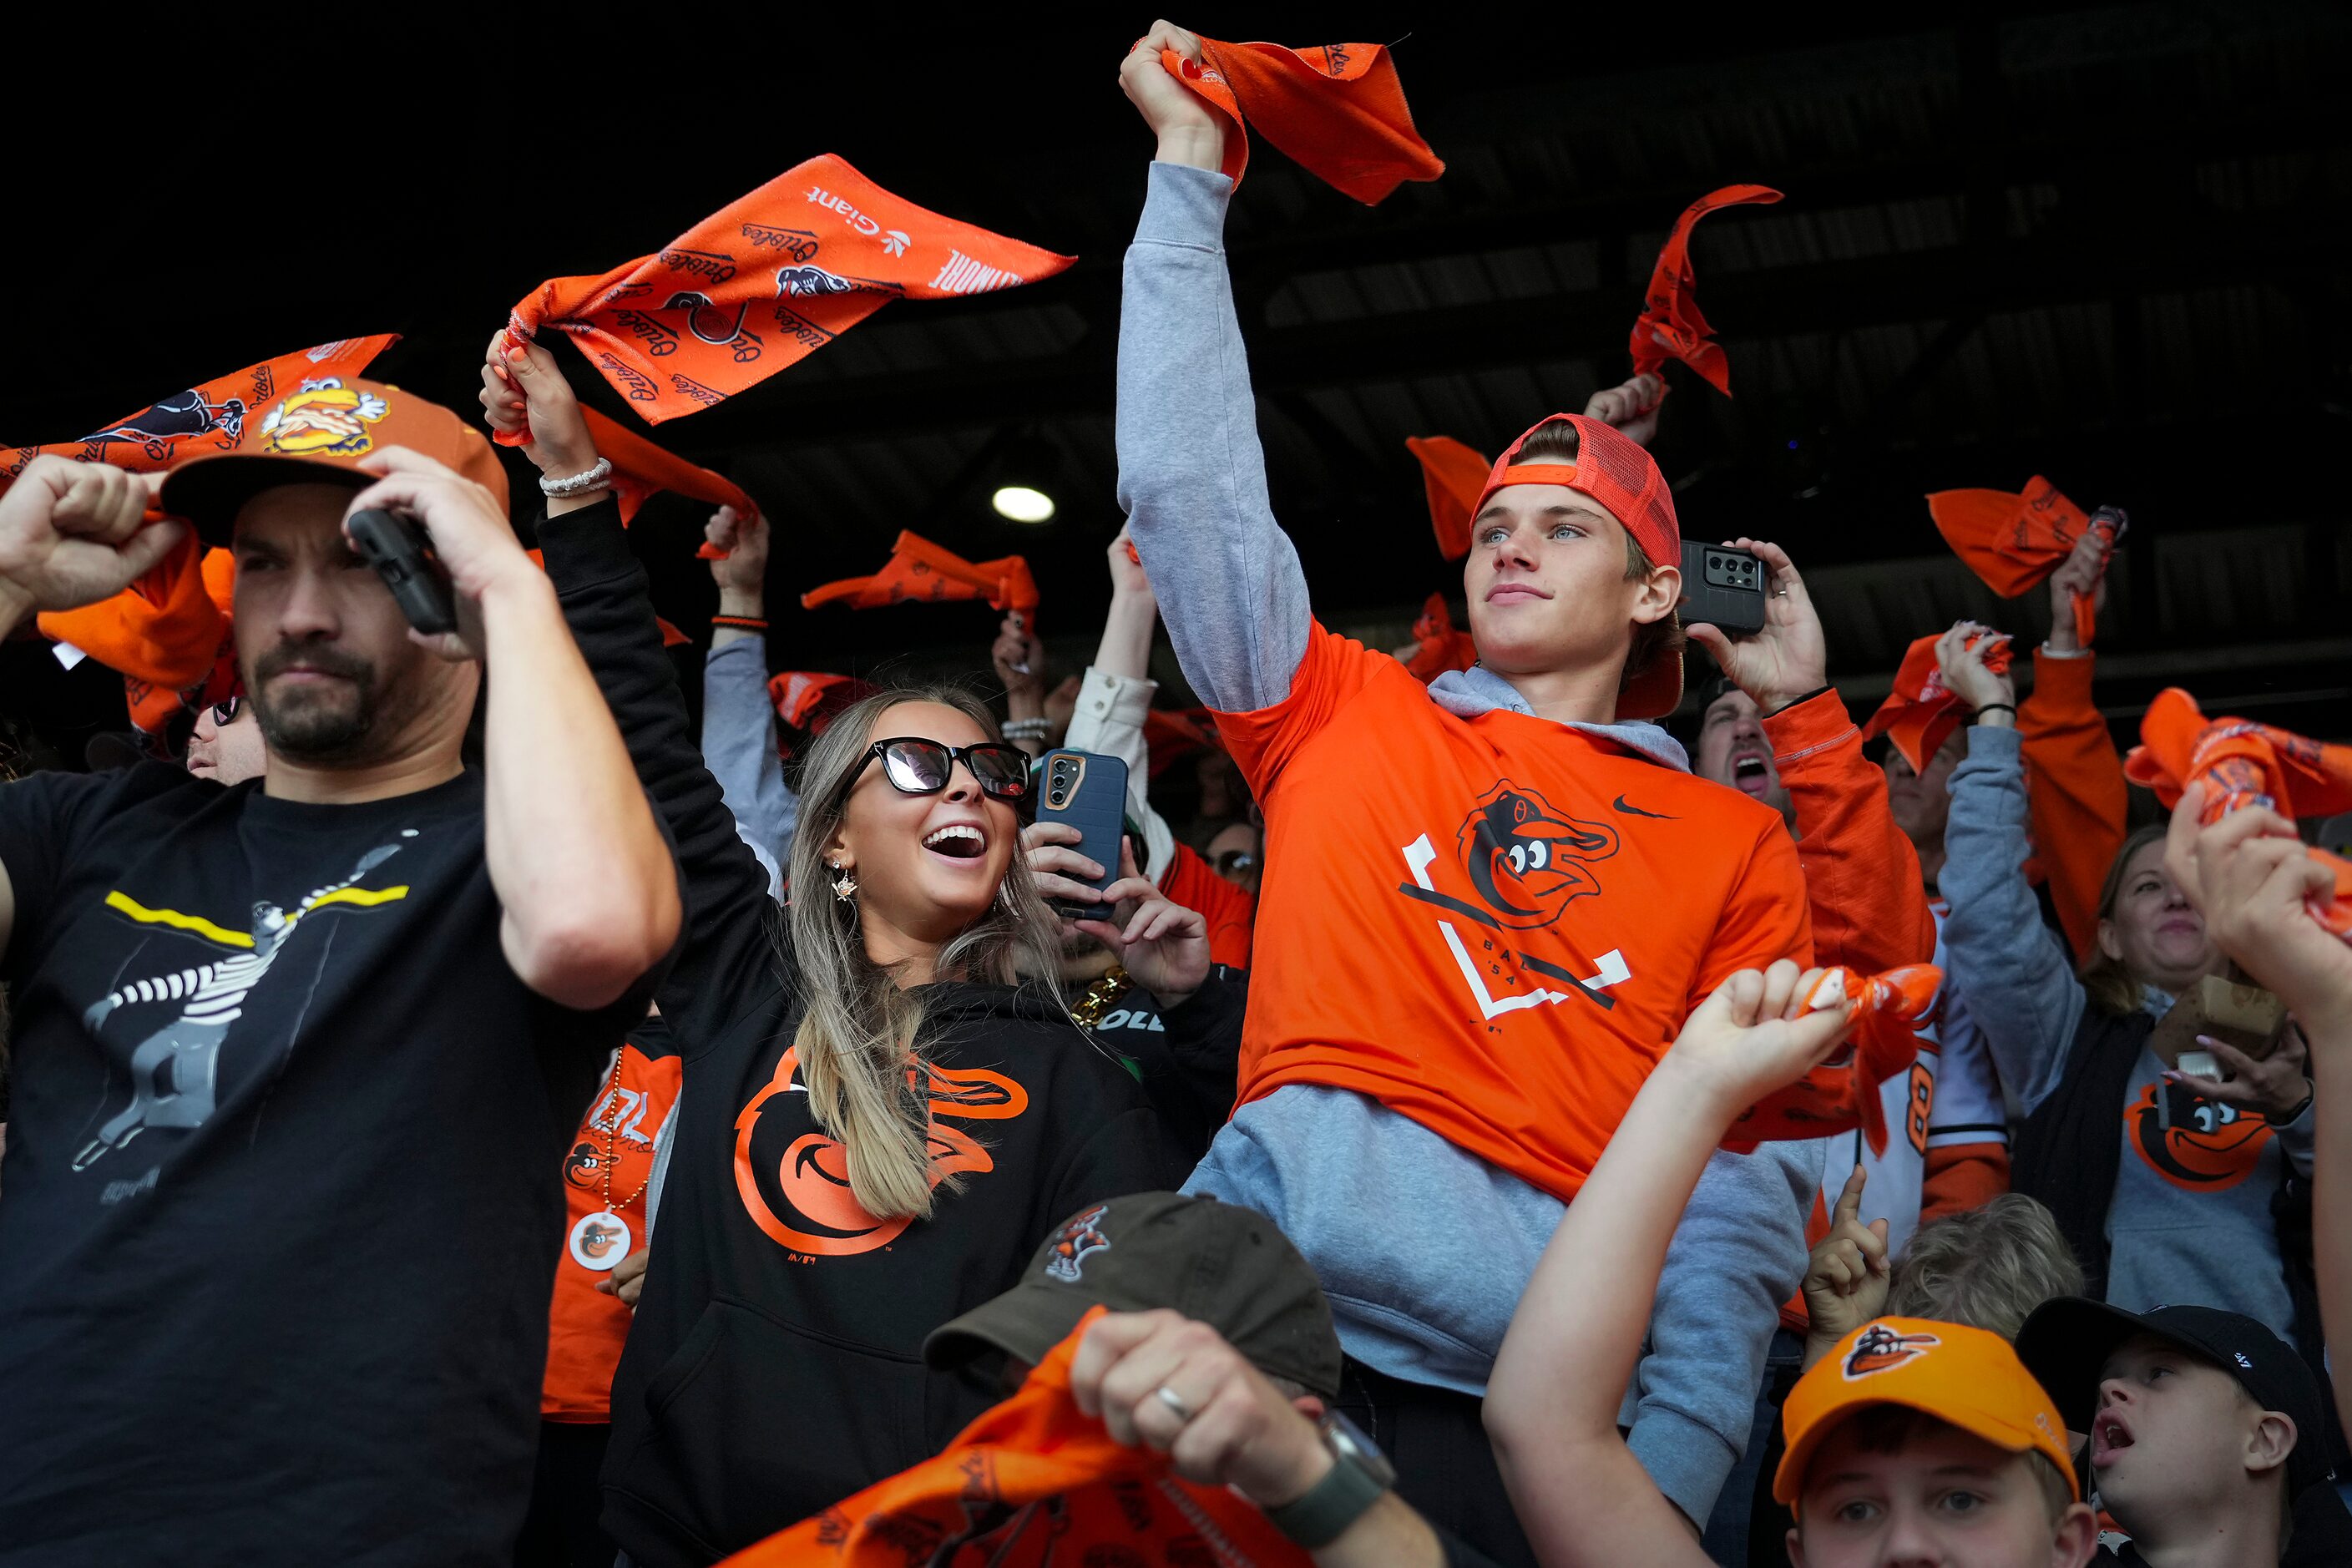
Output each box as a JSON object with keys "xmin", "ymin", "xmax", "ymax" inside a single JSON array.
[
  {"xmin": 1728, "ymin": 965, "xmax": 1938, "ymax": 1156},
  {"xmin": 716, "ymin": 1307, "xmax": 1309, "ymax": 1568},
  {"xmin": 1167, "ymin": 38, "xmax": 1444, "ymax": 205},
  {"xmin": 1404, "ymin": 592, "xmax": 1477, "ymax": 683},
  {"xmin": 1927, "ymin": 478, "xmax": 2124, "ymax": 646},
  {"xmin": 1406, "ymin": 435, "xmax": 1490, "ymax": 559},
  {"xmin": 1862, "ymin": 630, "xmax": 2014, "ymax": 775},
  {"xmin": 2125, "ymin": 689, "xmax": 2352, "ymax": 940},
  {"xmin": 504, "ymin": 155, "xmax": 1071, "ymax": 432},
  {"xmin": 802, "ymin": 531, "xmax": 1039, "ymax": 626},
  {"xmin": 1630, "ymin": 185, "xmax": 1782, "ymax": 397}
]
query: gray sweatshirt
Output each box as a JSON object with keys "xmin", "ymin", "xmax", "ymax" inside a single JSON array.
[
  {"xmin": 1117, "ymin": 159, "xmax": 1818, "ymax": 1523},
  {"xmin": 699, "ymin": 636, "xmax": 791, "ymax": 899},
  {"xmin": 1939, "ymin": 724, "xmax": 2312, "ymax": 1337}
]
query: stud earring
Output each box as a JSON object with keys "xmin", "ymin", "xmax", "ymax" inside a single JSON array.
[{"xmin": 830, "ymin": 862, "xmax": 857, "ymax": 901}]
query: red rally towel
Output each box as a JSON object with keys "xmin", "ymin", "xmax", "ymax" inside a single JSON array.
[
  {"xmin": 1630, "ymin": 185, "xmax": 1782, "ymax": 397},
  {"xmin": 716, "ymin": 1308, "xmax": 1310, "ymax": 1567},
  {"xmin": 803, "ymin": 531, "xmax": 1039, "ymax": 627},
  {"xmin": 1862, "ymin": 630, "xmax": 2015, "ymax": 776},
  {"xmin": 1927, "ymin": 478, "xmax": 2125, "ymax": 646},
  {"xmin": 2125, "ymin": 689, "xmax": 2352, "ymax": 941},
  {"xmin": 1405, "ymin": 435, "xmax": 1489, "ymax": 559},
  {"xmin": 1170, "ymin": 38, "xmax": 1443, "ymax": 205},
  {"xmin": 504, "ymin": 155, "xmax": 1072, "ymax": 430},
  {"xmin": 1404, "ymin": 592, "xmax": 1476, "ymax": 683},
  {"xmin": 1727, "ymin": 965, "xmax": 1938, "ymax": 1156}
]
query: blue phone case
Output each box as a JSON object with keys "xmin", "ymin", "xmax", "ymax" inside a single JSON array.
[{"xmin": 1038, "ymin": 750, "xmax": 1130, "ymax": 923}]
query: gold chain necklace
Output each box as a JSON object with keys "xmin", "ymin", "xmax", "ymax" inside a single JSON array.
[{"xmin": 1068, "ymin": 965, "xmax": 1134, "ymax": 1029}]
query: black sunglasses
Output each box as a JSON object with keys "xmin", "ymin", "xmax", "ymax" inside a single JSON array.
[
  {"xmin": 839, "ymin": 738, "xmax": 1033, "ymax": 807},
  {"xmin": 209, "ymin": 696, "xmax": 243, "ymax": 726}
]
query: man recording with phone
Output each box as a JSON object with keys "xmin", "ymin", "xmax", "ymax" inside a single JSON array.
[{"xmin": 0, "ymin": 380, "xmax": 680, "ymax": 1566}]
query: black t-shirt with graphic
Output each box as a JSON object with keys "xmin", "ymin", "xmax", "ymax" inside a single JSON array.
[{"xmin": 0, "ymin": 763, "xmax": 660, "ymax": 1567}]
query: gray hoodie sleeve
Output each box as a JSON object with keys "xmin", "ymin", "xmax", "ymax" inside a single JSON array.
[
  {"xmin": 1939, "ymin": 724, "xmax": 2084, "ymax": 1118},
  {"xmin": 1621, "ymin": 1139, "xmax": 1822, "ymax": 1523},
  {"xmin": 1115, "ymin": 161, "xmax": 1311, "ymax": 711},
  {"xmin": 701, "ymin": 636, "xmax": 798, "ymax": 868}
]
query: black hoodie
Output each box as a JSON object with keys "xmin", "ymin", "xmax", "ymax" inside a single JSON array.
[{"xmin": 539, "ymin": 498, "xmax": 1187, "ymax": 1567}]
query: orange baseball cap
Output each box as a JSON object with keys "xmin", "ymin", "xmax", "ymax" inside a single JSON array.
[
  {"xmin": 1773, "ymin": 1317, "xmax": 2079, "ymax": 1507},
  {"xmin": 1474, "ymin": 412, "xmax": 1683, "ymax": 720},
  {"xmin": 160, "ymin": 377, "xmax": 509, "ymax": 545}
]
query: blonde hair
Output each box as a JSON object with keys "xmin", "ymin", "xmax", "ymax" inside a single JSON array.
[
  {"xmin": 781, "ymin": 687, "xmax": 1066, "ymax": 1221},
  {"xmin": 1885, "ymin": 1194, "xmax": 2086, "ymax": 1340},
  {"xmin": 1509, "ymin": 418, "xmax": 1683, "ymax": 691},
  {"xmin": 2080, "ymin": 825, "xmax": 2170, "ymax": 1017}
]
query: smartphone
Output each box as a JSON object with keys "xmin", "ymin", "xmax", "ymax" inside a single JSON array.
[
  {"xmin": 1679, "ymin": 540, "xmax": 1768, "ymax": 638},
  {"xmin": 1037, "ymin": 749, "xmax": 1130, "ymax": 923},
  {"xmin": 347, "ymin": 508, "xmax": 458, "ymax": 636}
]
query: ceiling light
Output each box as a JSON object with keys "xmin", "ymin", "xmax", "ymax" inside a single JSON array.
[{"xmin": 992, "ymin": 484, "xmax": 1056, "ymax": 524}]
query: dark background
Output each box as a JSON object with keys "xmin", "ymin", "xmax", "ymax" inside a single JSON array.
[{"xmin": 4, "ymin": 3, "xmax": 2347, "ymax": 762}]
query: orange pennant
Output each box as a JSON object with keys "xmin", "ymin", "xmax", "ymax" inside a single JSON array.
[
  {"xmin": 1927, "ymin": 479, "xmax": 2124, "ymax": 645},
  {"xmin": 716, "ymin": 1308, "xmax": 1310, "ymax": 1568},
  {"xmin": 505, "ymin": 155, "xmax": 1072, "ymax": 431},
  {"xmin": 1404, "ymin": 592, "xmax": 1476, "ymax": 683},
  {"xmin": 1405, "ymin": 435, "xmax": 1489, "ymax": 559},
  {"xmin": 1728, "ymin": 965, "xmax": 1937, "ymax": 1156},
  {"xmin": 1168, "ymin": 38, "xmax": 1444, "ymax": 205},
  {"xmin": 2124, "ymin": 689, "xmax": 2352, "ymax": 941},
  {"xmin": 802, "ymin": 531, "xmax": 1039, "ymax": 626},
  {"xmin": 1860, "ymin": 630, "xmax": 2014, "ymax": 776},
  {"xmin": 1629, "ymin": 185, "xmax": 1782, "ymax": 397}
]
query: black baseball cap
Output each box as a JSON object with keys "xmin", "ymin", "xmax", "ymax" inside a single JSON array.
[
  {"xmin": 923, "ymin": 1192, "xmax": 1342, "ymax": 1401},
  {"xmin": 2016, "ymin": 1298, "xmax": 2331, "ymax": 1497}
]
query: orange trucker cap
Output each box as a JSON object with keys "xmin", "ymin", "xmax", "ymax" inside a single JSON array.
[
  {"xmin": 160, "ymin": 377, "xmax": 509, "ymax": 545},
  {"xmin": 1773, "ymin": 1318, "xmax": 2078, "ymax": 1507}
]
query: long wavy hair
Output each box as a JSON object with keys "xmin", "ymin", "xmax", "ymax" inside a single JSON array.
[{"xmin": 780, "ymin": 685, "xmax": 1065, "ymax": 1221}]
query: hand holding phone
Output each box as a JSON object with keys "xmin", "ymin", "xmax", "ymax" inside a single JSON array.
[
  {"xmin": 346, "ymin": 508, "xmax": 459, "ymax": 636},
  {"xmin": 1037, "ymin": 749, "xmax": 1130, "ymax": 922}
]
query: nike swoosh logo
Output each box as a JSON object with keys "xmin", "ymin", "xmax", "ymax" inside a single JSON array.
[{"xmin": 1612, "ymin": 795, "xmax": 1676, "ymax": 820}]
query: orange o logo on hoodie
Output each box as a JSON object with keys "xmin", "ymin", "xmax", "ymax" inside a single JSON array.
[{"xmin": 2127, "ymin": 1080, "xmax": 2272, "ymax": 1192}]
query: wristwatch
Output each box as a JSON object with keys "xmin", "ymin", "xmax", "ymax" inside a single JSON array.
[{"xmin": 1263, "ymin": 1411, "xmax": 1396, "ymax": 1548}]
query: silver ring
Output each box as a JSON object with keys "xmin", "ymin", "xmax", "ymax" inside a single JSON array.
[
  {"xmin": 1154, "ymin": 1385, "xmax": 1193, "ymax": 1423},
  {"xmin": 1772, "ymin": 588, "xmax": 1788, "ymax": 597}
]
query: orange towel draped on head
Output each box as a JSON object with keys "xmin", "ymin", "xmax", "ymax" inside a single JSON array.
[
  {"xmin": 1630, "ymin": 185, "xmax": 1782, "ymax": 397},
  {"xmin": 802, "ymin": 531, "xmax": 1039, "ymax": 627},
  {"xmin": 503, "ymin": 154, "xmax": 1072, "ymax": 432},
  {"xmin": 1166, "ymin": 38, "xmax": 1444, "ymax": 205},
  {"xmin": 1404, "ymin": 592, "xmax": 1476, "ymax": 683},
  {"xmin": 1927, "ymin": 478, "xmax": 2125, "ymax": 646},
  {"xmin": 1862, "ymin": 630, "xmax": 2014, "ymax": 775},
  {"xmin": 715, "ymin": 1308, "xmax": 1311, "ymax": 1568},
  {"xmin": 1728, "ymin": 965, "xmax": 1939, "ymax": 1156},
  {"xmin": 2126, "ymin": 688, "xmax": 2352, "ymax": 941},
  {"xmin": 1405, "ymin": 435, "xmax": 1489, "ymax": 559}
]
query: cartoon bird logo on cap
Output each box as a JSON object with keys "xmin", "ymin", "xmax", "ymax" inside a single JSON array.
[
  {"xmin": 1045, "ymin": 1204, "xmax": 1112, "ymax": 1283},
  {"xmin": 1843, "ymin": 1323, "xmax": 1941, "ymax": 1379},
  {"xmin": 260, "ymin": 380, "xmax": 387, "ymax": 458}
]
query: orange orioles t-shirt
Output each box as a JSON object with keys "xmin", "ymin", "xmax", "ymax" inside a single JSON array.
[
  {"xmin": 1161, "ymin": 841, "xmax": 1256, "ymax": 970},
  {"xmin": 542, "ymin": 1034, "xmax": 684, "ymax": 1420},
  {"xmin": 1216, "ymin": 623, "xmax": 1812, "ymax": 1201}
]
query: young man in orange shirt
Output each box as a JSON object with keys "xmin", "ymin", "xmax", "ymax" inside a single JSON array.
[{"xmin": 1117, "ymin": 23, "xmax": 1822, "ymax": 1558}]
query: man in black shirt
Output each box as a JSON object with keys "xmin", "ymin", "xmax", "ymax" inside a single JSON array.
[{"xmin": 0, "ymin": 383, "xmax": 680, "ymax": 1568}]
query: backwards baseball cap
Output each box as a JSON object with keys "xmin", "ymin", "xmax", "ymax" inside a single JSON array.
[
  {"xmin": 1474, "ymin": 412, "xmax": 1683, "ymax": 720},
  {"xmin": 160, "ymin": 377, "xmax": 508, "ymax": 546},
  {"xmin": 1774, "ymin": 1318, "xmax": 2078, "ymax": 1507},
  {"xmin": 923, "ymin": 1192, "xmax": 1342, "ymax": 1401},
  {"xmin": 2016, "ymin": 1297, "xmax": 2330, "ymax": 1499}
]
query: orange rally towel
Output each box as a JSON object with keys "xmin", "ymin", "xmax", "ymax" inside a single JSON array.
[
  {"xmin": 1928, "ymin": 479, "xmax": 2124, "ymax": 646},
  {"xmin": 503, "ymin": 155, "xmax": 1072, "ymax": 430},
  {"xmin": 1169, "ymin": 38, "xmax": 1444, "ymax": 205},
  {"xmin": 2125, "ymin": 688, "xmax": 2352, "ymax": 941},
  {"xmin": 573, "ymin": 407, "xmax": 757, "ymax": 532},
  {"xmin": 1629, "ymin": 185, "xmax": 1783, "ymax": 397},
  {"xmin": 1861, "ymin": 630, "xmax": 2014, "ymax": 776},
  {"xmin": 1729, "ymin": 965, "xmax": 1937, "ymax": 1156},
  {"xmin": 767, "ymin": 670, "xmax": 879, "ymax": 758},
  {"xmin": 1404, "ymin": 592, "xmax": 1476, "ymax": 683},
  {"xmin": 1406, "ymin": 435, "xmax": 1489, "ymax": 559},
  {"xmin": 802, "ymin": 531, "xmax": 1039, "ymax": 626},
  {"xmin": 716, "ymin": 1308, "xmax": 1310, "ymax": 1567}
]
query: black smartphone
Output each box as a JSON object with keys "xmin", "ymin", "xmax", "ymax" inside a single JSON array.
[
  {"xmin": 346, "ymin": 508, "xmax": 458, "ymax": 637},
  {"xmin": 1679, "ymin": 540, "xmax": 1768, "ymax": 638},
  {"xmin": 1037, "ymin": 748, "xmax": 1130, "ymax": 923}
]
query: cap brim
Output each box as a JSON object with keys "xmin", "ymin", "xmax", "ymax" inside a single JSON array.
[
  {"xmin": 159, "ymin": 453, "xmax": 372, "ymax": 547},
  {"xmin": 1774, "ymin": 1387, "xmax": 2078, "ymax": 1508},
  {"xmin": 923, "ymin": 1277, "xmax": 1098, "ymax": 1377}
]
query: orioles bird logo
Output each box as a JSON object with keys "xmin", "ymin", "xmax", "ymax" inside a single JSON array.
[
  {"xmin": 576, "ymin": 1219, "xmax": 625, "ymax": 1261},
  {"xmin": 259, "ymin": 381, "xmax": 387, "ymax": 458},
  {"xmin": 1456, "ymin": 781, "xmax": 1618, "ymax": 929},
  {"xmin": 1044, "ymin": 1204, "xmax": 1112, "ymax": 1282},
  {"xmin": 2127, "ymin": 1080, "xmax": 2273, "ymax": 1192},
  {"xmin": 1843, "ymin": 1323, "xmax": 1940, "ymax": 1379},
  {"xmin": 562, "ymin": 1140, "xmax": 604, "ymax": 1190}
]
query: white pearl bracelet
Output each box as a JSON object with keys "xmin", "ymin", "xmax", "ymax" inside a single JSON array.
[{"xmin": 539, "ymin": 458, "xmax": 614, "ymax": 498}]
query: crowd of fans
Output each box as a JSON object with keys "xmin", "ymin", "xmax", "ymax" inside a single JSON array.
[{"xmin": 3, "ymin": 22, "xmax": 2350, "ymax": 1568}]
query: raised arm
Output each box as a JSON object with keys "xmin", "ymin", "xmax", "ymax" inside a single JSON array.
[
  {"xmin": 1065, "ymin": 526, "xmax": 1178, "ymax": 882},
  {"xmin": 1114, "ymin": 33, "xmax": 1311, "ymax": 712},
  {"xmin": 2018, "ymin": 532, "xmax": 2127, "ymax": 963},
  {"xmin": 700, "ymin": 504, "xmax": 798, "ymax": 873}
]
